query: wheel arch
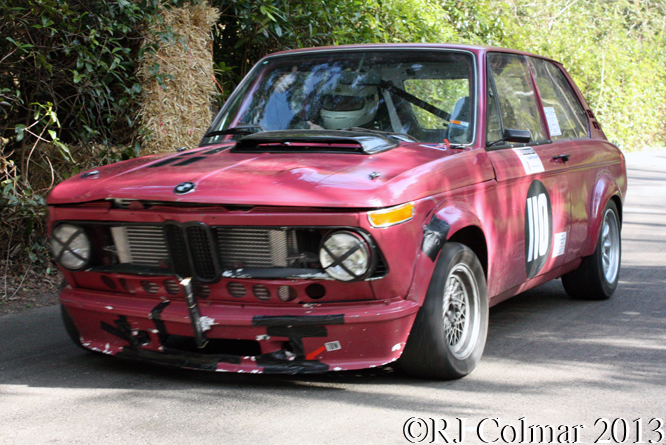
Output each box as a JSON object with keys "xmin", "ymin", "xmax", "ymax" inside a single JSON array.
[
  {"xmin": 447, "ymin": 225, "xmax": 488, "ymax": 279},
  {"xmin": 429, "ymin": 203, "xmax": 488, "ymax": 279},
  {"xmin": 406, "ymin": 202, "xmax": 489, "ymax": 305},
  {"xmin": 584, "ymin": 175, "xmax": 624, "ymax": 257}
]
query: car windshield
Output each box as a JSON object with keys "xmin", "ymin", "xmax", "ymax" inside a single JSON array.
[{"xmin": 203, "ymin": 49, "xmax": 476, "ymax": 145}]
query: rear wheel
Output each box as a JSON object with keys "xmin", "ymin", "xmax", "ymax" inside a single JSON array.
[
  {"xmin": 562, "ymin": 200, "xmax": 621, "ymax": 300},
  {"xmin": 398, "ymin": 243, "xmax": 488, "ymax": 379}
]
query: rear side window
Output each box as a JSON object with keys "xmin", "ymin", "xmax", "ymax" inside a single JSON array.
[
  {"xmin": 528, "ymin": 58, "xmax": 589, "ymax": 140},
  {"xmin": 488, "ymin": 53, "xmax": 547, "ymax": 143}
]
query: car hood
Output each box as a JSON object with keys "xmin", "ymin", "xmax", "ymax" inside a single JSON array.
[{"xmin": 47, "ymin": 141, "xmax": 494, "ymax": 208}]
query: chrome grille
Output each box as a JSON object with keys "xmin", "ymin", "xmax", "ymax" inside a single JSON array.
[
  {"xmin": 215, "ymin": 228, "xmax": 287, "ymax": 268},
  {"xmin": 112, "ymin": 225, "xmax": 169, "ymax": 267}
]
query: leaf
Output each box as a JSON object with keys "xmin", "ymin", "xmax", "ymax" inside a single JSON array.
[
  {"xmin": 54, "ymin": 140, "xmax": 75, "ymax": 163},
  {"xmin": 15, "ymin": 124, "xmax": 26, "ymax": 142}
]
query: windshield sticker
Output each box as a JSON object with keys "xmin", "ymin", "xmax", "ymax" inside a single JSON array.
[
  {"xmin": 525, "ymin": 180, "xmax": 552, "ymax": 278},
  {"xmin": 543, "ymin": 107, "xmax": 562, "ymax": 137},
  {"xmin": 450, "ymin": 120, "xmax": 469, "ymax": 128},
  {"xmin": 552, "ymin": 232, "xmax": 567, "ymax": 257},
  {"xmin": 513, "ymin": 147, "xmax": 545, "ymax": 174}
]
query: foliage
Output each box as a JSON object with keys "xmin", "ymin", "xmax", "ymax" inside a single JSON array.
[
  {"xmin": 440, "ymin": 0, "xmax": 506, "ymax": 45},
  {"xmin": 499, "ymin": 0, "xmax": 666, "ymax": 150},
  {"xmin": 1, "ymin": 174, "xmax": 48, "ymax": 265},
  {"xmin": 209, "ymin": 0, "xmax": 492, "ymax": 105},
  {"xmin": 0, "ymin": 0, "xmax": 179, "ymax": 276}
]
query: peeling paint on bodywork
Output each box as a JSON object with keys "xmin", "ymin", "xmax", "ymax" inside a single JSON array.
[
  {"xmin": 198, "ymin": 316, "xmax": 216, "ymax": 332},
  {"xmin": 222, "ymin": 269, "xmax": 251, "ymax": 278}
]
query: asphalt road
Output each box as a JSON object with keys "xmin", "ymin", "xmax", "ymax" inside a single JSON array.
[{"xmin": 1, "ymin": 150, "xmax": 665, "ymax": 445}]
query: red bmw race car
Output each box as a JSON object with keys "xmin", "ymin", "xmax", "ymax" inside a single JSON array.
[{"xmin": 48, "ymin": 44, "xmax": 626, "ymax": 379}]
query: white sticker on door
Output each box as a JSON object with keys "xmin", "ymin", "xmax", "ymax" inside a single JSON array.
[
  {"xmin": 552, "ymin": 232, "xmax": 567, "ymax": 257},
  {"xmin": 543, "ymin": 107, "xmax": 562, "ymax": 137},
  {"xmin": 513, "ymin": 147, "xmax": 545, "ymax": 175}
]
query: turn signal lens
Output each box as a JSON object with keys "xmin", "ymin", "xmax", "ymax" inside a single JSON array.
[{"xmin": 368, "ymin": 202, "xmax": 414, "ymax": 228}]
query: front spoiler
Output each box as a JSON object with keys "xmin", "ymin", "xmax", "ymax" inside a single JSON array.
[
  {"xmin": 116, "ymin": 348, "xmax": 330, "ymax": 374},
  {"xmin": 61, "ymin": 287, "xmax": 420, "ymax": 374}
]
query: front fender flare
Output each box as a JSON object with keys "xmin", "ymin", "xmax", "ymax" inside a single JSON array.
[{"xmin": 406, "ymin": 201, "xmax": 485, "ymax": 306}]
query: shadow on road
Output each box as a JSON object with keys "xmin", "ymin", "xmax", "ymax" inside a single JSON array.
[{"xmin": 2, "ymin": 262, "xmax": 664, "ymax": 417}]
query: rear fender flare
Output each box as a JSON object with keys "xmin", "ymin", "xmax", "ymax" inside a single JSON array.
[{"xmin": 584, "ymin": 174, "xmax": 623, "ymax": 257}]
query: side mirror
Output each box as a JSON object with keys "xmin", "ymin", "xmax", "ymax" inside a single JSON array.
[{"xmin": 504, "ymin": 128, "xmax": 531, "ymax": 143}]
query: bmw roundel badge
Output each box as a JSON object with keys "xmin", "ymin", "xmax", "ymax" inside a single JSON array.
[{"xmin": 174, "ymin": 181, "xmax": 196, "ymax": 195}]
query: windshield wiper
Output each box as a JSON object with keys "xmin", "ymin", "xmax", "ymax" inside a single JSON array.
[
  {"xmin": 345, "ymin": 127, "xmax": 419, "ymax": 142},
  {"xmin": 204, "ymin": 124, "xmax": 264, "ymax": 138}
]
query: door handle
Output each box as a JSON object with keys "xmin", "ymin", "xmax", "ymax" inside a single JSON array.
[{"xmin": 552, "ymin": 154, "xmax": 571, "ymax": 163}]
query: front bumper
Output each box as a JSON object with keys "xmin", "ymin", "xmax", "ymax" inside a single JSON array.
[{"xmin": 61, "ymin": 287, "xmax": 420, "ymax": 374}]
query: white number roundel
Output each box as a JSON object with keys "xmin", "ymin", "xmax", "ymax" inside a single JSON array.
[{"xmin": 525, "ymin": 180, "xmax": 552, "ymax": 278}]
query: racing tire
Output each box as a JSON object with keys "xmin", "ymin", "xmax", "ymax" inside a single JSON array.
[
  {"xmin": 562, "ymin": 200, "xmax": 621, "ymax": 300},
  {"xmin": 397, "ymin": 242, "xmax": 488, "ymax": 379}
]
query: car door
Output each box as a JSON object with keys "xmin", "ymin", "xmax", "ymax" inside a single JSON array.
[
  {"xmin": 484, "ymin": 52, "xmax": 571, "ymax": 294},
  {"xmin": 526, "ymin": 57, "xmax": 596, "ymax": 264}
]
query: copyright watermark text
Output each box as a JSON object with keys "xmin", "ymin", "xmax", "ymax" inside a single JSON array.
[{"xmin": 403, "ymin": 417, "xmax": 665, "ymax": 444}]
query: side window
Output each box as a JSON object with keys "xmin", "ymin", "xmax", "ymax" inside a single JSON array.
[
  {"xmin": 528, "ymin": 57, "xmax": 589, "ymax": 140},
  {"xmin": 487, "ymin": 53, "xmax": 546, "ymax": 143}
]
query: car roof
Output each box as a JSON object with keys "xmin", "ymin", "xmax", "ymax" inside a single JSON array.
[{"xmin": 266, "ymin": 43, "xmax": 561, "ymax": 65}]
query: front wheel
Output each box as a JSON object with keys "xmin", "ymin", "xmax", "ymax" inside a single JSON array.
[
  {"xmin": 397, "ymin": 243, "xmax": 488, "ymax": 379},
  {"xmin": 562, "ymin": 200, "xmax": 621, "ymax": 300}
]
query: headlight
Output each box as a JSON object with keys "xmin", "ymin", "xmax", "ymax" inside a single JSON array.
[
  {"xmin": 51, "ymin": 224, "xmax": 91, "ymax": 270},
  {"xmin": 319, "ymin": 231, "xmax": 372, "ymax": 282}
]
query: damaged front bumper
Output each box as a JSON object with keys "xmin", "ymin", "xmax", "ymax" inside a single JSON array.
[{"xmin": 61, "ymin": 286, "xmax": 420, "ymax": 374}]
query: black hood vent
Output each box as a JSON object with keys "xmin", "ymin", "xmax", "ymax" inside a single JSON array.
[
  {"xmin": 172, "ymin": 156, "xmax": 206, "ymax": 167},
  {"xmin": 231, "ymin": 130, "xmax": 398, "ymax": 155}
]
